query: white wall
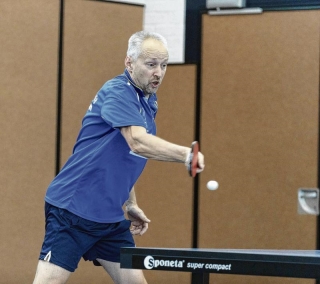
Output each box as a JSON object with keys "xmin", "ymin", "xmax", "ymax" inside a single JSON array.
[{"xmin": 106, "ymin": 0, "xmax": 186, "ymax": 63}]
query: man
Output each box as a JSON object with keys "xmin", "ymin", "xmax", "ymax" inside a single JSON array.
[{"xmin": 33, "ymin": 31, "xmax": 204, "ymax": 284}]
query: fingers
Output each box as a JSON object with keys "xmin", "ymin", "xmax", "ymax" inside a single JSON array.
[
  {"xmin": 130, "ymin": 221, "xmax": 149, "ymax": 236},
  {"xmin": 197, "ymin": 151, "xmax": 205, "ymax": 173},
  {"xmin": 185, "ymin": 147, "xmax": 205, "ymax": 175},
  {"xmin": 139, "ymin": 214, "xmax": 151, "ymax": 223},
  {"xmin": 139, "ymin": 222, "xmax": 149, "ymax": 235}
]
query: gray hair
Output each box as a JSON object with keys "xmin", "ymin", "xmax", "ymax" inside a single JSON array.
[{"xmin": 127, "ymin": 31, "xmax": 168, "ymax": 61}]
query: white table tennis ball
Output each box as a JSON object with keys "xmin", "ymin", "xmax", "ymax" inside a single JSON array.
[{"xmin": 207, "ymin": 180, "xmax": 219, "ymax": 190}]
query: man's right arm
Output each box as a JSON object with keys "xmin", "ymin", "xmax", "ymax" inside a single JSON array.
[{"xmin": 120, "ymin": 125, "xmax": 205, "ymax": 171}]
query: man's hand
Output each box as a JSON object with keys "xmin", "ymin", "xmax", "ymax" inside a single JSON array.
[
  {"xmin": 197, "ymin": 151, "xmax": 205, "ymax": 173},
  {"xmin": 126, "ymin": 204, "xmax": 151, "ymax": 236},
  {"xmin": 185, "ymin": 148, "xmax": 205, "ymax": 175}
]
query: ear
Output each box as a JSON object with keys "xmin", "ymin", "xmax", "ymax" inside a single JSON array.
[{"xmin": 125, "ymin": 56, "xmax": 133, "ymax": 72}]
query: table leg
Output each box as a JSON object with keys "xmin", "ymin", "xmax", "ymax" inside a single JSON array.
[{"xmin": 191, "ymin": 272, "xmax": 209, "ymax": 284}]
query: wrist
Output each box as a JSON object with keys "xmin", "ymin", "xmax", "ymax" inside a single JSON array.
[
  {"xmin": 184, "ymin": 148, "xmax": 192, "ymax": 167},
  {"xmin": 125, "ymin": 200, "xmax": 137, "ymax": 209}
]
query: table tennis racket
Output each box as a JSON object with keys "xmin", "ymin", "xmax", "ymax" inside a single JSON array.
[{"xmin": 188, "ymin": 141, "xmax": 199, "ymax": 177}]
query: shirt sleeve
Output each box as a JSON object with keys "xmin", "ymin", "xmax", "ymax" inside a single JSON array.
[{"xmin": 100, "ymin": 81, "xmax": 146, "ymax": 129}]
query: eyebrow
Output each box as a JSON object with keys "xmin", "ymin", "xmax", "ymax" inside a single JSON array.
[{"xmin": 145, "ymin": 58, "xmax": 169, "ymax": 62}]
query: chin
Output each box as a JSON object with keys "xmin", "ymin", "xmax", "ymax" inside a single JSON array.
[
  {"xmin": 151, "ymin": 86, "xmax": 159, "ymax": 93},
  {"xmin": 146, "ymin": 89, "xmax": 156, "ymax": 95}
]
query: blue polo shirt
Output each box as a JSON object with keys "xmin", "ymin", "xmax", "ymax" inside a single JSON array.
[{"xmin": 45, "ymin": 70, "xmax": 157, "ymax": 223}]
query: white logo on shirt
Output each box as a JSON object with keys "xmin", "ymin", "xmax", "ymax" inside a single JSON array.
[
  {"xmin": 129, "ymin": 151, "xmax": 147, "ymax": 159},
  {"xmin": 88, "ymin": 94, "xmax": 99, "ymax": 111}
]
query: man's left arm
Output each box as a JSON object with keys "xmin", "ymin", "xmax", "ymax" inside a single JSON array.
[{"xmin": 125, "ymin": 187, "xmax": 150, "ymax": 236}]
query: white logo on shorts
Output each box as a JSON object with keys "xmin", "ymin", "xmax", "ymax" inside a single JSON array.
[{"xmin": 44, "ymin": 251, "xmax": 52, "ymax": 262}]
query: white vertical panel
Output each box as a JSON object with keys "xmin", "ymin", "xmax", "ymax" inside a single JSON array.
[
  {"xmin": 105, "ymin": 0, "xmax": 186, "ymax": 63},
  {"xmin": 144, "ymin": 0, "xmax": 186, "ymax": 63}
]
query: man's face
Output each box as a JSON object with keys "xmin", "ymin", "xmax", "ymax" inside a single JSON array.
[{"xmin": 126, "ymin": 39, "xmax": 169, "ymax": 96}]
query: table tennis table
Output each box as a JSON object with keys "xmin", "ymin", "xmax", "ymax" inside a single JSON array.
[{"xmin": 120, "ymin": 247, "xmax": 320, "ymax": 283}]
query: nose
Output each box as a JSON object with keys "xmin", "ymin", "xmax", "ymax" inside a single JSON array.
[{"xmin": 154, "ymin": 65, "xmax": 162, "ymax": 77}]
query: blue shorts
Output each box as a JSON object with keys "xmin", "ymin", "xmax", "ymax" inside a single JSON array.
[{"xmin": 38, "ymin": 202, "xmax": 135, "ymax": 272}]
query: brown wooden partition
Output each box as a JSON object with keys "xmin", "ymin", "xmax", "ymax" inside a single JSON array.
[
  {"xmin": 61, "ymin": 1, "xmax": 144, "ymax": 282},
  {"xmin": 61, "ymin": 0, "xmax": 144, "ymax": 164},
  {"xmin": 0, "ymin": 0, "xmax": 59, "ymax": 282},
  {"xmin": 135, "ymin": 64, "xmax": 197, "ymax": 283},
  {"xmin": 200, "ymin": 10, "xmax": 320, "ymax": 284}
]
